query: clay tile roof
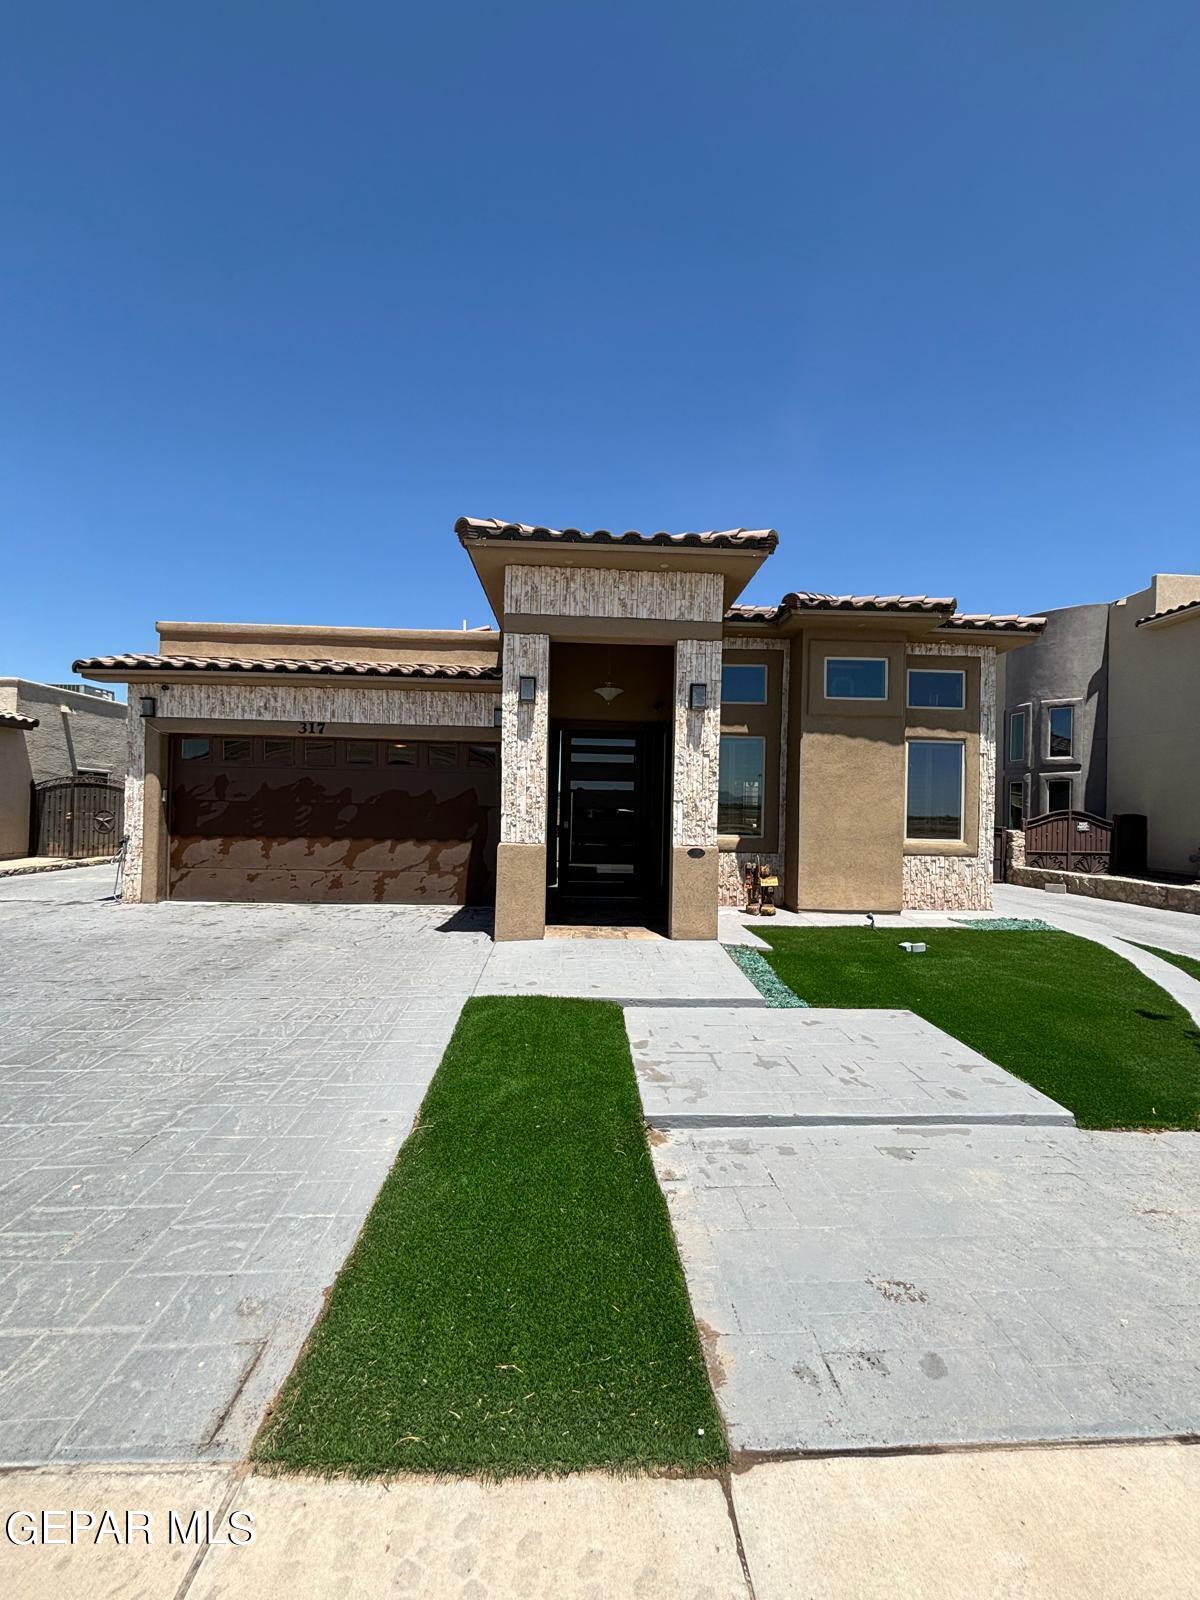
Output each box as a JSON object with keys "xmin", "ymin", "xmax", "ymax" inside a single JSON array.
[
  {"xmin": 0, "ymin": 711, "xmax": 39, "ymax": 730},
  {"xmin": 726, "ymin": 592, "xmax": 957, "ymax": 621},
  {"xmin": 937, "ymin": 614, "xmax": 1046, "ymax": 633},
  {"xmin": 71, "ymin": 654, "xmax": 502, "ymax": 682},
  {"xmin": 455, "ymin": 516, "xmax": 778, "ymax": 552},
  {"xmin": 780, "ymin": 591, "xmax": 958, "ymax": 615},
  {"xmin": 1135, "ymin": 597, "xmax": 1200, "ymax": 627}
]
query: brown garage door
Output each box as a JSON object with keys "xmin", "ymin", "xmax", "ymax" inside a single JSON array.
[{"xmin": 167, "ymin": 734, "xmax": 498, "ymax": 904}]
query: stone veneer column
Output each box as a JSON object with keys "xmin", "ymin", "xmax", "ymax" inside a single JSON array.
[
  {"xmin": 120, "ymin": 695, "xmax": 168, "ymax": 904},
  {"xmin": 495, "ymin": 632, "xmax": 550, "ymax": 940},
  {"xmin": 669, "ymin": 639, "xmax": 722, "ymax": 939}
]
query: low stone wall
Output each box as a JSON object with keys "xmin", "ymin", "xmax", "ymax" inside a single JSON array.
[{"xmin": 1010, "ymin": 866, "xmax": 1200, "ymax": 915}]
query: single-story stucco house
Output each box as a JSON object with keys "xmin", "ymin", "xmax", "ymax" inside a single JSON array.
[{"xmin": 74, "ymin": 517, "xmax": 1044, "ymax": 938}]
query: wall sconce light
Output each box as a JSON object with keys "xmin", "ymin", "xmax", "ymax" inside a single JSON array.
[
  {"xmin": 493, "ymin": 704, "xmax": 503, "ymax": 727},
  {"xmin": 689, "ymin": 682, "xmax": 708, "ymax": 710},
  {"xmin": 138, "ymin": 696, "xmax": 157, "ymax": 718},
  {"xmin": 518, "ymin": 676, "xmax": 537, "ymax": 704}
]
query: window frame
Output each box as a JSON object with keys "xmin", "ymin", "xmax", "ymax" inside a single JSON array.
[
  {"xmin": 1007, "ymin": 708, "xmax": 1028, "ymax": 766},
  {"xmin": 720, "ymin": 662, "xmax": 768, "ymax": 705},
  {"xmin": 718, "ymin": 733, "xmax": 767, "ymax": 841},
  {"xmin": 1046, "ymin": 703, "xmax": 1075, "ymax": 761},
  {"xmin": 906, "ymin": 667, "xmax": 965, "ymax": 711},
  {"xmin": 824, "ymin": 656, "xmax": 889, "ymax": 702},
  {"xmin": 1044, "ymin": 774, "xmax": 1073, "ymax": 814},
  {"xmin": 1007, "ymin": 778, "xmax": 1026, "ymax": 830},
  {"xmin": 904, "ymin": 738, "xmax": 966, "ymax": 844}
]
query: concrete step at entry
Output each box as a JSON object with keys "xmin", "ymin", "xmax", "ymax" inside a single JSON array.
[{"xmin": 624, "ymin": 1006, "xmax": 1075, "ymax": 1129}]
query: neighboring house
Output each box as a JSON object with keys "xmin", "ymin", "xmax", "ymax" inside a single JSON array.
[
  {"xmin": 997, "ymin": 573, "xmax": 1200, "ymax": 878},
  {"xmin": 0, "ymin": 678, "xmax": 128, "ymax": 860},
  {"xmin": 75, "ymin": 517, "xmax": 1043, "ymax": 936}
]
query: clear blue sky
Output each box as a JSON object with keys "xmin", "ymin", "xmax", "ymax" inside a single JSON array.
[{"xmin": 3, "ymin": 2, "xmax": 1198, "ymax": 692}]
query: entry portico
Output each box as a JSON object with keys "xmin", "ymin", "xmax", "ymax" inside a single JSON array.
[{"xmin": 75, "ymin": 516, "xmax": 1043, "ymax": 934}]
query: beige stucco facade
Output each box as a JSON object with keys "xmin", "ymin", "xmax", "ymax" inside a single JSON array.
[
  {"xmin": 75, "ymin": 517, "xmax": 1040, "ymax": 929},
  {"xmin": 1106, "ymin": 577, "xmax": 1200, "ymax": 878}
]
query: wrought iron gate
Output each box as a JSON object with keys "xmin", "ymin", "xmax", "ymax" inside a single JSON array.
[{"xmin": 31, "ymin": 777, "xmax": 125, "ymax": 859}]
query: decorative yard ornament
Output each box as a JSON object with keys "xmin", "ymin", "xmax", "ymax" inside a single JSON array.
[{"xmin": 757, "ymin": 863, "xmax": 778, "ymax": 917}]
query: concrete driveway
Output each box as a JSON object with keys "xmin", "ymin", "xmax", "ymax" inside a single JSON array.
[{"xmin": 0, "ymin": 867, "xmax": 491, "ymax": 1464}]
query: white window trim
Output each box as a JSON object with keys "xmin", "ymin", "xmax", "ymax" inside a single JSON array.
[
  {"xmin": 718, "ymin": 733, "xmax": 767, "ymax": 841},
  {"xmin": 720, "ymin": 661, "xmax": 768, "ymax": 705},
  {"xmin": 1043, "ymin": 701, "xmax": 1077, "ymax": 763},
  {"xmin": 1042, "ymin": 773, "xmax": 1074, "ymax": 813},
  {"xmin": 1007, "ymin": 705, "xmax": 1030, "ymax": 766},
  {"xmin": 906, "ymin": 667, "xmax": 965, "ymax": 710},
  {"xmin": 824, "ymin": 656, "xmax": 889, "ymax": 702},
  {"xmin": 904, "ymin": 738, "xmax": 966, "ymax": 844}
]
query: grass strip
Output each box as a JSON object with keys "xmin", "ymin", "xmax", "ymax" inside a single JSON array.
[
  {"xmin": 254, "ymin": 995, "xmax": 725, "ymax": 1477},
  {"xmin": 759, "ymin": 927, "xmax": 1200, "ymax": 1131},
  {"xmin": 1130, "ymin": 944, "xmax": 1200, "ymax": 985}
]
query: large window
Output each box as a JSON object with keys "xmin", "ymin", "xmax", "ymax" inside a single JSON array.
[
  {"xmin": 825, "ymin": 658, "xmax": 887, "ymax": 700},
  {"xmin": 718, "ymin": 736, "xmax": 765, "ymax": 836},
  {"xmin": 907, "ymin": 668, "xmax": 965, "ymax": 709},
  {"xmin": 906, "ymin": 740, "xmax": 965, "ymax": 841},
  {"xmin": 721, "ymin": 662, "xmax": 768, "ymax": 704},
  {"xmin": 1048, "ymin": 705, "xmax": 1074, "ymax": 758},
  {"xmin": 1008, "ymin": 709, "xmax": 1027, "ymax": 764}
]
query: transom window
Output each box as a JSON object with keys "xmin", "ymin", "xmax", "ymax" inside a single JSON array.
[
  {"xmin": 1048, "ymin": 705, "xmax": 1074, "ymax": 758},
  {"xmin": 221, "ymin": 737, "xmax": 252, "ymax": 764},
  {"xmin": 1008, "ymin": 709, "xmax": 1027, "ymax": 764},
  {"xmin": 825, "ymin": 658, "xmax": 887, "ymax": 700},
  {"xmin": 718, "ymin": 735, "xmax": 765, "ymax": 837},
  {"xmin": 906, "ymin": 740, "xmax": 965, "ymax": 841},
  {"xmin": 721, "ymin": 662, "xmax": 768, "ymax": 704},
  {"xmin": 180, "ymin": 737, "xmax": 210, "ymax": 761},
  {"xmin": 907, "ymin": 668, "xmax": 965, "ymax": 710}
]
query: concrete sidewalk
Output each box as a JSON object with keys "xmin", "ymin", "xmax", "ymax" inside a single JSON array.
[{"xmin": 3, "ymin": 1443, "xmax": 1197, "ymax": 1599}]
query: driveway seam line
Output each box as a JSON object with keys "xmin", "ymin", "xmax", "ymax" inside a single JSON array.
[
  {"xmin": 717, "ymin": 1467, "xmax": 759, "ymax": 1599},
  {"xmin": 169, "ymin": 1466, "xmax": 243, "ymax": 1600}
]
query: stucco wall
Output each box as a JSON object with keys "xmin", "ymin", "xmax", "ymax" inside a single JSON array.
[
  {"xmin": 0, "ymin": 729, "xmax": 33, "ymax": 858},
  {"xmin": 994, "ymin": 600, "xmax": 1109, "ymax": 823},
  {"xmin": 0, "ymin": 679, "xmax": 127, "ymax": 784},
  {"xmin": 1107, "ymin": 576, "xmax": 1200, "ymax": 877}
]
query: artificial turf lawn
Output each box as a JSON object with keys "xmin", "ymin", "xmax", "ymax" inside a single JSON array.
[
  {"xmin": 758, "ymin": 927, "xmax": 1200, "ymax": 1131},
  {"xmin": 253, "ymin": 995, "xmax": 725, "ymax": 1477},
  {"xmin": 1132, "ymin": 944, "xmax": 1200, "ymax": 985}
]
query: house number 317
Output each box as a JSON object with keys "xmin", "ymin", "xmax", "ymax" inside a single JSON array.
[{"xmin": 298, "ymin": 721, "xmax": 326, "ymax": 734}]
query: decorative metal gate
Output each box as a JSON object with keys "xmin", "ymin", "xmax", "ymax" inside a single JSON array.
[
  {"xmin": 992, "ymin": 826, "xmax": 1005, "ymax": 881},
  {"xmin": 1023, "ymin": 809, "xmax": 1112, "ymax": 874},
  {"xmin": 31, "ymin": 777, "xmax": 125, "ymax": 859}
]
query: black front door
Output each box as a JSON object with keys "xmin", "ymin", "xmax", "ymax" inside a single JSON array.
[{"xmin": 547, "ymin": 724, "xmax": 669, "ymax": 924}]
